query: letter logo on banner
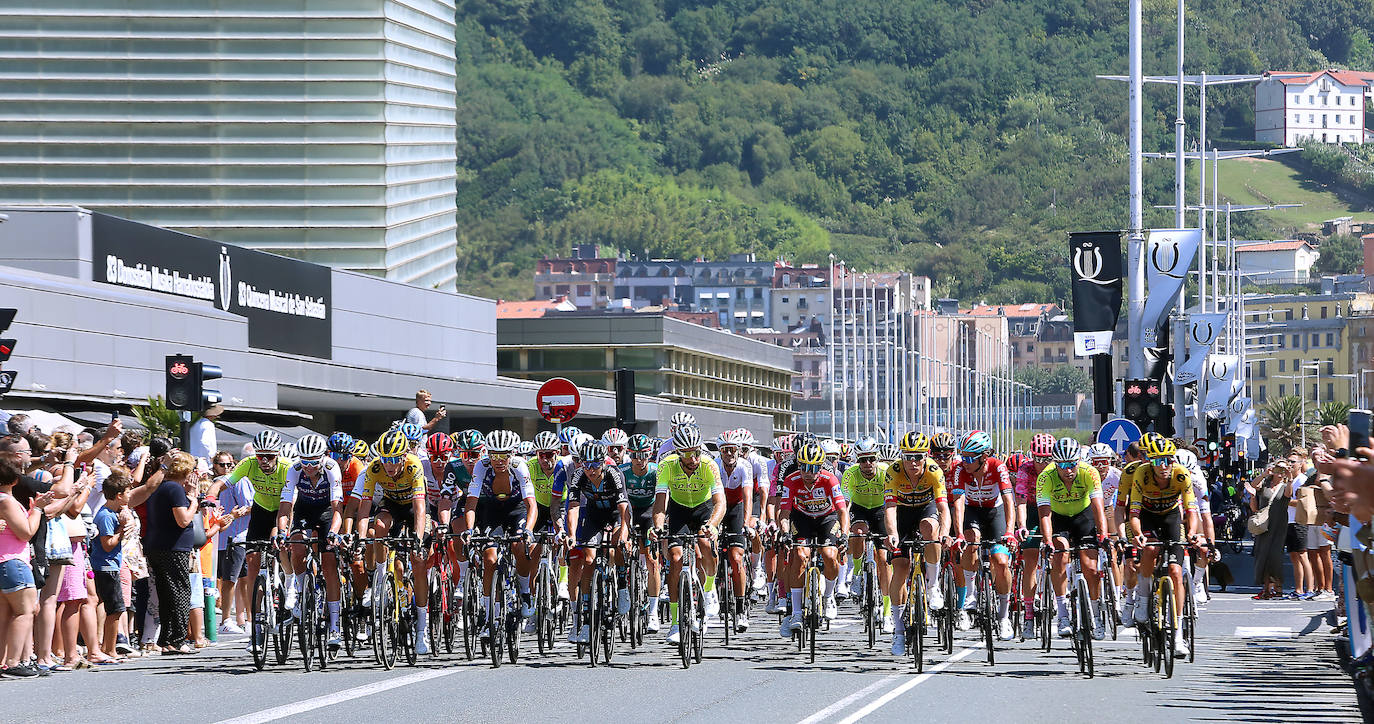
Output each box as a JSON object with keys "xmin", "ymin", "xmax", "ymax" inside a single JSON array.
[
  {"xmin": 1073, "ymin": 246, "xmax": 1119, "ymax": 286},
  {"xmin": 218, "ymin": 246, "xmax": 233, "ymax": 312},
  {"xmin": 1069, "ymin": 231, "xmax": 1124, "ymax": 355},
  {"xmin": 1203, "ymin": 354, "xmax": 1240, "ymax": 414},
  {"xmin": 1141, "ymin": 229, "xmax": 1202, "ymax": 348},
  {"xmin": 1175, "ymin": 312, "xmax": 1228, "ymax": 385}
]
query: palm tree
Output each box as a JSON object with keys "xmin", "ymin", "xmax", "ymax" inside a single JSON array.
[
  {"xmin": 133, "ymin": 395, "xmax": 198, "ymax": 443},
  {"xmin": 1317, "ymin": 400, "xmax": 1353, "ymax": 428},
  {"xmin": 1262, "ymin": 395, "xmax": 1311, "ymax": 454}
]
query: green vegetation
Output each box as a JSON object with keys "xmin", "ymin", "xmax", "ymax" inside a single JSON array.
[
  {"xmin": 452, "ymin": 0, "xmax": 1373, "ymax": 303},
  {"xmin": 1216, "ymin": 156, "xmax": 1374, "ymax": 232},
  {"xmin": 1014, "ymin": 364, "xmax": 1092, "ymax": 395}
]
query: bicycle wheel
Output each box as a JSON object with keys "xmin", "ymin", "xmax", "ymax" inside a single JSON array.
[
  {"xmin": 940, "ymin": 564, "xmax": 956, "ymax": 654},
  {"xmin": 490, "ymin": 571, "xmax": 505, "ymax": 668},
  {"xmin": 628, "ymin": 557, "xmax": 643, "ymax": 649},
  {"xmin": 980, "ymin": 572, "xmax": 995, "ymax": 665},
  {"xmin": 1101, "ymin": 563, "xmax": 1119, "ymax": 641},
  {"xmin": 864, "ymin": 559, "xmax": 877, "ymax": 650},
  {"xmin": 909, "ymin": 572, "xmax": 926, "ymax": 672},
  {"xmin": 371, "ymin": 565, "xmax": 388, "ymax": 667},
  {"xmin": 314, "ymin": 579, "xmax": 329, "ymax": 670},
  {"xmin": 807, "ymin": 566, "xmax": 820, "ymax": 664},
  {"xmin": 601, "ymin": 566, "xmax": 615, "ymax": 664},
  {"xmin": 1184, "ymin": 575, "xmax": 1197, "ymax": 664},
  {"xmin": 377, "ymin": 573, "xmax": 398, "ymax": 670},
  {"xmin": 427, "ymin": 568, "xmax": 442, "ymax": 658},
  {"xmin": 1009, "ymin": 557, "xmax": 1024, "ymax": 642},
  {"xmin": 1161, "ymin": 579, "xmax": 1176, "ymax": 679},
  {"xmin": 588, "ymin": 568, "xmax": 602, "ymax": 667},
  {"xmin": 505, "ymin": 574, "xmax": 520, "ymax": 665},
  {"xmin": 341, "ymin": 594, "xmax": 356, "ymax": 659},
  {"xmin": 251, "ymin": 574, "xmax": 270, "ymax": 671},
  {"xmin": 678, "ymin": 572, "xmax": 692, "ymax": 669},
  {"xmin": 443, "ymin": 572, "xmax": 459, "ymax": 655},
  {"xmin": 535, "ymin": 564, "xmax": 550, "ymax": 655},
  {"xmin": 274, "ymin": 576, "xmax": 293, "ymax": 666},
  {"xmin": 462, "ymin": 563, "xmax": 479, "ymax": 660},
  {"xmin": 1038, "ymin": 571, "xmax": 1053, "ymax": 653},
  {"xmin": 692, "ymin": 582, "xmax": 704, "ymax": 664},
  {"xmin": 1075, "ymin": 577, "xmax": 1094, "ymax": 678}
]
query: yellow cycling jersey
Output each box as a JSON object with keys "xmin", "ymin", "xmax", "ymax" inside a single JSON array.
[
  {"xmin": 1125, "ymin": 462, "xmax": 1195, "ymax": 516},
  {"xmin": 883, "ymin": 460, "xmax": 946, "ymax": 507},
  {"xmin": 359, "ymin": 454, "xmax": 426, "ymax": 504}
]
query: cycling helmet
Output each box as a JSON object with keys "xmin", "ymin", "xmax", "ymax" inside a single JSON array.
[
  {"xmin": 454, "ymin": 429, "xmax": 484, "ymax": 452},
  {"xmin": 579, "ymin": 439, "xmax": 607, "ymax": 462},
  {"xmin": 793, "ymin": 432, "xmax": 818, "ymax": 448},
  {"xmin": 853, "ymin": 436, "xmax": 880, "ymax": 456},
  {"xmin": 931, "ymin": 432, "xmax": 956, "ymax": 452},
  {"xmin": 282, "ymin": 443, "xmax": 299, "ymax": 461},
  {"xmin": 352, "ymin": 439, "xmax": 371, "ymax": 460},
  {"xmin": 879, "ymin": 443, "xmax": 899, "ymax": 462},
  {"xmin": 1140, "ymin": 432, "xmax": 1176, "ymax": 458},
  {"xmin": 533, "ymin": 431, "xmax": 560, "ymax": 452},
  {"xmin": 398, "ymin": 422, "xmax": 424, "ymax": 443},
  {"xmin": 1029, "ymin": 433, "xmax": 1055, "ymax": 458},
  {"xmin": 426, "ymin": 432, "xmax": 454, "ymax": 459},
  {"xmin": 959, "ymin": 430, "xmax": 993, "ymax": 456},
  {"xmin": 253, "ymin": 430, "xmax": 283, "ymax": 455},
  {"xmin": 601, "ymin": 427, "xmax": 629, "ymax": 447},
  {"xmin": 1087, "ymin": 442, "xmax": 1115, "ymax": 461},
  {"xmin": 516, "ymin": 441, "xmax": 536, "ymax": 457},
  {"xmin": 1005, "ymin": 451, "xmax": 1027, "ymax": 471},
  {"xmin": 899, "ymin": 431, "xmax": 930, "ymax": 454},
  {"xmin": 296, "ymin": 434, "xmax": 327, "ymax": 460},
  {"xmin": 671, "ymin": 425, "xmax": 702, "ymax": 451},
  {"xmin": 820, "ymin": 438, "xmax": 840, "ymax": 457},
  {"xmin": 773, "ymin": 435, "xmax": 794, "ymax": 453},
  {"xmin": 327, "ymin": 432, "xmax": 355, "ymax": 455},
  {"xmin": 558, "ymin": 426, "xmax": 583, "ymax": 445},
  {"xmin": 628, "ymin": 433, "xmax": 654, "ymax": 454},
  {"xmin": 1051, "ymin": 437, "xmax": 1081, "ymax": 463},
  {"xmin": 1174, "ymin": 449, "xmax": 1199, "ymax": 470},
  {"xmin": 796, "ymin": 442, "xmax": 826, "ymax": 466},
  {"xmin": 736, "ymin": 429, "xmax": 757, "ymax": 446},
  {"xmin": 376, "ymin": 430, "xmax": 409, "ymax": 458},
  {"xmin": 669, "ymin": 412, "xmax": 696, "ymax": 431},
  {"xmin": 485, "ymin": 429, "xmax": 520, "ymax": 453}
]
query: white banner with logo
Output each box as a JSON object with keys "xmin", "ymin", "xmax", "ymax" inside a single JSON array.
[
  {"xmin": 1227, "ymin": 395, "xmax": 1253, "ymax": 430},
  {"xmin": 1141, "ymin": 228, "xmax": 1202, "ymax": 348},
  {"xmin": 1073, "ymin": 330, "xmax": 1114, "ymax": 357},
  {"xmin": 1203, "ymin": 354, "xmax": 1241, "ymax": 415},
  {"xmin": 1174, "ymin": 312, "xmax": 1229, "ymax": 385}
]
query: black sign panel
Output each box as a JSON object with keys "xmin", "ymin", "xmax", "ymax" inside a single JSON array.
[
  {"xmin": 1069, "ymin": 231, "xmax": 1124, "ymax": 334},
  {"xmin": 91, "ymin": 214, "xmax": 331, "ymax": 359}
]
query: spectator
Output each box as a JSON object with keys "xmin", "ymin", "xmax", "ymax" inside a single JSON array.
[
  {"xmin": 211, "ymin": 451, "xmax": 251, "ymax": 633},
  {"xmin": 120, "ymin": 430, "xmax": 145, "ymax": 469},
  {"xmin": 1286, "ymin": 448, "xmax": 1316, "ymax": 599},
  {"xmin": 7, "ymin": 413, "xmax": 31, "ymax": 435},
  {"xmin": 405, "ymin": 389, "xmax": 445, "ymax": 432},
  {"xmin": 188, "ymin": 404, "xmax": 223, "ymax": 465},
  {"xmin": 1249, "ymin": 460, "xmax": 1292, "ymax": 600},
  {"xmin": 0, "ymin": 458, "xmax": 56, "ymax": 678},
  {"xmin": 54, "ymin": 465, "xmax": 113, "ymax": 668},
  {"xmin": 143, "ymin": 451, "xmax": 199, "ymax": 655},
  {"xmin": 92, "ymin": 471, "xmax": 132, "ymax": 660}
]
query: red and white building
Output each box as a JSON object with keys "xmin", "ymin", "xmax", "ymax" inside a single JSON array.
[{"xmin": 1255, "ymin": 70, "xmax": 1374, "ymax": 146}]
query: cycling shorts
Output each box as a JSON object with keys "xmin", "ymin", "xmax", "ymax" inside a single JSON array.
[
  {"xmin": 791, "ymin": 512, "xmax": 841, "ymax": 549},
  {"xmin": 475, "ymin": 496, "xmax": 528, "ymax": 539},
  {"xmin": 1048, "ymin": 510, "xmax": 1098, "ymax": 548},
  {"xmin": 848, "ymin": 503, "xmax": 886, "ymax": 535},
  {"xmin": 377, "ymin": 498, "xmax": 417, "ymax": 537},
  {"xmin": 666, "ymin": 499, "xmax": 713, "ymax": 546},
  {"xmin": 290, "ymin": 501, "xmax": 333, "ymax": 539},
  {"xmin": 1138, "ymin": 508, "xmax": 1184, "ymax": 564},
  {"xmin": 247, "ymin": 502, "xmax": 277, "ymax": 544},
  {"xmin": 722, "ymin": 501, "xmax": 748, "ymax": 550},
  {"xmin": 891, "ymin": 504, "xmax": 939, "ymax": 559},
  {"xmin": 962, "ymin": 505, "xmax": 1006, "ymax": 541}
]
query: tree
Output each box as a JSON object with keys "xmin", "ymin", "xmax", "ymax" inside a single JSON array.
[
  {"xmin": 1317, "ymin": 400, "xmax": 1353, "ymax": 427},
  {"xmin": 133, "ymin": 395, "xmax": 196, "ymax": 443},
  {"xmin": 1316, "ymin": 235, "xmax": 1364, "ymax": 276},
  {"xmin": 1262, "ymin": 396, "xmax": 1313, "ymax": 454},
  {"xmin": 1046, "ymin": 365, "xmax": 1091, "ymax": 394},
  {"xmin": 1014, "ymin": 365, "xmax": 1053, "ymax": 394}
]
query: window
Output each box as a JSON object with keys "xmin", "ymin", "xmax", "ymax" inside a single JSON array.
[
  {"xmin": 1280, "ymin": 384, "xmax": 1287, "ymax": 397},
  {"xmin": 1321, "ymin": 306, "xmax": 1328, "ymax": 319},
  {"xmin": 1310, "ymin": 114, "xmax": 1315, "ymax": 123},
  {"xmin": 555, "ymin": 284, "xmax": 569, "ymax": 295},
  {"xmin": 781, "ymin": 296, "xmax": 789, "ymax": 304},
  {"xmin": 1294, "ymin": 95, "xmax": 1301, "ymax": 105},
  {"xmin": 1286, "ymin": 310, "xmax": 1294, "ymax": 321},
  {"xmin": 1353, "ymin": 115, "xmax": 1358, "ymax": 125},
  {"xmin": 1293, "ymin": 334, "xmax": 1301, "ymax": 347},
  {"xmin": 1323, "ymin": 95, "xmax": 1329, "ymax": 105},
  {"xmin": 1309, "ymin": 95, "xmax": 1315, "ymax": 104},
  {"xmin": 1259, "ymin": 360, "xmax": 1267, "ymax": 378},
  {"xmin": 811, "ymin": 361, "xmax": 821, "ymax": 374},
  {"xmin": 1279, "ymin": 359, "xmax": 1286, "ymax": 372},
  {"xmin": 1327, "ymin": 333, "xmax": 1335, "ymax": 347},
  {"xmin": 1323, "ymin": 114, "xmax": 1329, "ymax": 128},
  {"xmin": 1327, "ymin": 360, "xmax": 1335, "ymax": 374},
  {"xmin": 576, "ymin": 284, "xmax": 591, "ymax": 296},
  {"xmin": 782, "ymin": 314, "xmax": 790, "ymax": 324},
  {"xmin": 1295, "ymin": 113, "xmax": 1301, "ymax": 123},
  {"xmin": 1259, "ymin": 386, "xmax": 1268, "ymax": 403},
  {"xmin": 1327, "ymin": 382, "xmax": 1335, "ymax": 401},
  {"xmin": 1312, "ymin": 333, "xmax": 1321, "ymax": 347}
]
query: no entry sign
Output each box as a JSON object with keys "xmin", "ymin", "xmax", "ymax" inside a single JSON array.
[{"xmin": 537, "ymin": 377, "xmax": 581, "ymax": 424}]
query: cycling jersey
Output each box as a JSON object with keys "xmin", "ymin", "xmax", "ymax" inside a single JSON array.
[
  {"xmin": 526, "ymin": 457, "xmax": 561, "ymax": 507},
  {"xmin": 883, "ymin": 460, "xmax": 946, "ymax": 507},
  {"xmin": 778, "ymin": 470, "xmax": 845, "ymax": 518},
  {"xmin": 951, "ymin": 457, "xmax": 1012, "ymax": 507},
  {"xmin": 655, "ymin": 455, "xmax": 723, "ymax": 509},
  {"xmin": 1117, "ymin": 461, "xmax": 1147, "ymax": 508},
  {"xmin": 1013, "ymin": 460, "xmax": 1044, "ymax": 500},
  {"xmin": 355, "ymin": 455, "xmax": 426, "ymax": 504},
  {"xmin": 840, "ymin": 463, "xmax": 890, "ymax": 509},
  {"xmin": 229, "ymin": 457, "xmax": 292, "ymax": 512},
  {"xmin": 718, "ymin": 460, "xmax": 753, "ymax": 507},
  {"xmin": 441, "ymin": 459, "xmax": 473, "ymax": 500},
  {"xmin": 467, "ymin": 458, "xmax": 535, "ymax": 501},
  {"xmin": 338, "ymin": 457, "xmax": 366, "ymax": 502},
  {"xmin": 747, "ymin": 452, "xmax": 771, "ymax": 498},
  {"xmin": 566, "ymin": 465, "xmax": 629, "ymax": 513},
  {"xmin": 620, "ymin": 462, "xmax": 658, "ymax": 509},
  {"xmin": 280, "ymin": 458, "xmax": 344, "ymax": 506},
  {"xmin": 1097, "ymin": 466, "xmax": 1122, "ymax": 509},
  {"xmin": 1035, "ymin": 463, "xmax": 1102, "ymax": 517},
  {"xmin": 1125, "ymin": 463, "xmax": 1196, "ymax": 516}
]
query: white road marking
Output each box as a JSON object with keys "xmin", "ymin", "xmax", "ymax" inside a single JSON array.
[
  {"xmin": 799, "ymin": 647, "xmax": 976, "ymax": 724},
  {"xmin": 212, "ymin": 668, "xmax": 460, "ymax": 724},
  {"xmin": 1234, "ymin": 626, "xmax": 1294, "ymax": 638}
]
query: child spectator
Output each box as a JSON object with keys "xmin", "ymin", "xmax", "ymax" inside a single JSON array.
[{"xmin": 92, "ymin": 470, "xmax": 133, "ymax": 660}]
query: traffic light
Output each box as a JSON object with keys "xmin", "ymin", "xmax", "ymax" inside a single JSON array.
[
  {"xmin": 1205, "ymin": 418, "xmax": 1221, "ymax": 454},
  {"xmin": 165, "ymin": 355, "xmax": 222, "ymax": 412},
  {"xmin": 0, "ymin": 308, "xmax": 16, "ymax": 397},
  {"xmin": 1154, "ymin": 402, "xmax": 1175, "ymax": 437},
  {"xmin": 614, "ymin": 368, "xmax": 636, "ymax": 429},
  {"xmin": 1123, "ymin": 379, "xmax": 1152, "ymax": 429}
]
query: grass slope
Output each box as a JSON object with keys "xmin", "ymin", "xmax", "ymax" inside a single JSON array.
[{"xmin": 1215, "ymin": 157, "xmax": 1374, "ymax": 232}]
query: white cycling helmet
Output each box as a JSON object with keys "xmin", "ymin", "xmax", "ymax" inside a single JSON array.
[
  {"xmin": 296, "ymin": 434, "xmax": 327, "ymax": 460},
  {"xmin": 253, "ymin": 430, "xmax": 283, "ymax": 454},
  {"xmin": 1175, "ymin": 449, "xmax": 1200, "ymax": 470},
  {"xmin": 853, "ymin": 436, "xmax": 880, "ymax": 456},
  {"xmin": 821, "ymin": 438, "xmax": 841, "ymax": 456},
  {"xmin": 570, "ymin": 433, "xmax": 595, "ymax": 458},
  {"xmin": 670, "ymin": 412, "xmax": 696, "ymax": 431},
  {"xmin": 533, "ymin": 431, "xmax": 560, "ymax": 452},
  {"xmin": 671, "ymin": 425, "xmax": 702, "ymax": 451},
  {"xmin": 601, "ymin": 427, "xmax": 629, "ymax": 447},
  {"xmin": 281, "ymin": 443, "xmax": 299, "ymax": 461},
  {"xmin": 1052, "ymin": 437, "xmax": 1081, "ymax": 463},
  {"xmin": 485, "ymin": 429, "xmax": 520, "ymax": 453},
  {"xmin": 1087, "ymin": 442, "xmax": 1114, "ymax": 461}
]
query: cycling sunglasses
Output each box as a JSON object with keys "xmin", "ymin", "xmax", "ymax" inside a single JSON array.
[
  {"xmin": 800, "ymin": 462, "xmax": 822, "ymax": 473},
  {"xmin": 857, "ymin": 455, "xmax": 878, "ymax": 464},
  {"xmin": 460, "ymin": 451, "xmax": 482, "ymax": 460},
  {"xmin": 901, "ymin": 453, "xmax": 924, "ymax": 461},
  {"xmin": 255, "ymin": 453, "xmax": 278, "ymax": 462},
  {"xmin": 719, "ymin": 445, "xmax": 739, "ymax": 454},
  {"xmin": 677, "ymin": 449, "xmax": 701, "ymax": 459},
  {"xmin": 488, "ymin": 452, "xmax": 510, "ymax": 462},
  {"xmin": 629, "ymin": 452, "xmax": 649, "ymax": 460},
  {"xmin": 327, "ymin": 451, "xmax": 349, "ymax": 461},
  {"xmin": 1150, "ymin": 456, "xmax": 1174, "ymax": 467},
  {"xmin": 583, "ymin": 458, "xmax": 605, "ymax": 469},
  {"xmin": 430, "ymin": 452, "xmax": 452, "ymax": 463},
  {"xmin": 380, "ymin": 454, "xmax": 405, "ymax": 465},
  {"xmin": 299, "ymin": 457, "xmax": 323, "ymax": 467},
  {"xmin": 537, "ymin": 450, "xmax": 558, "ymax": 458},
  {"xmin": 1055, "ymin": 460, "xmax": 1077, "ymax": 470},
  {"xmin": 1033, "ymin": 455, "xmax": 1051, "ymax": 463}
]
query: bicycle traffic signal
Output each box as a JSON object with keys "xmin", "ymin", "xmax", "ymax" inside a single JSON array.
[{"xmin": 165, "ymin": 354, "xmax": 222, "ymax": 412}]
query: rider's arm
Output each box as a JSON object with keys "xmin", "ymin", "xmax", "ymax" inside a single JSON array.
[{"xmin": 708, "ymin": 490, "xmax": 726, "ymax": 530}]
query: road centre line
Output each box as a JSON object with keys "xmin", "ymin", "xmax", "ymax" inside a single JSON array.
[
  {"xmin": 798, "ymin": 647, "xmax": 977, "ymax": 724},
  {"xmin": 213, "ymin": 668, "xmax": 459, "ymax": 724}
]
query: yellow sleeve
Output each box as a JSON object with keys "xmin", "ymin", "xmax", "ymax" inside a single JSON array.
[
  {"xmin": 1127, "ymin": 467, "xmax": 1143, "ymax": 514},
  {"xmin": 1176, "ymin": 467, "xmax": 1195, "ymax": 510}
]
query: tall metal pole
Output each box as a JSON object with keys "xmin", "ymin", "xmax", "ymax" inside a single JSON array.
[
  {"xmin": 864, "ymin": 275, "xmax": 875, "ymax": 435},
  {"xmin": 1127, "ymin": 0, "xmax": 1146, "ymax": 379},
  {"xmin": 828, "ymin": 254, "xmax": 836, "ymax": 439},
  {"xmin": 1171, "ymin": 0, "xmax": 1191, "ymax": 438}
]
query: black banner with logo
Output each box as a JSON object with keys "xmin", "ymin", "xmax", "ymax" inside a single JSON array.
[
  {"xmin": 91, "ymin": 214, "xmax": 331, "ymax": 359},
  {"xmin": 1069, "ymin": 231, "xmax": 1124, "ymax": 333}
]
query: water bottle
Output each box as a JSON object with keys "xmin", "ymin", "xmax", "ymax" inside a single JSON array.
[{"xmin": 204, "ymin": 578, "xmax": 218, "ymax": 642}]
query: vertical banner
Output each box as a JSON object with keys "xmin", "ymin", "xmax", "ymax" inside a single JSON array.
[
  {"xmin": 1203, "ymin": 354, "xmax": 1241, "ymax": 414},
  {"xmin": 1069, "ymin": 231, "xmax": 1124, "ymax": 354},
  {"xmin": 1141, "ymin": 228, "xmax": 1202, "ymax": 348},
  {"xmin": 1228, "ymin": 395, "xmax": 1253, "ymax": 430},
  {"xmin": 1174, "ymin": 312, "xmax": 1229, "ymax": 385}
]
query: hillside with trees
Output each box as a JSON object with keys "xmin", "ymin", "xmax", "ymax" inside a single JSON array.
[{"xmin": 452, "ymin": 0, "xmax": 1371, "ymax": 303}]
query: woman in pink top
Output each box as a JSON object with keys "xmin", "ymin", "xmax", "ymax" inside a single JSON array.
[{"xmin": 0, "ymin": 460, "xmax": 57, "ymax": 677}]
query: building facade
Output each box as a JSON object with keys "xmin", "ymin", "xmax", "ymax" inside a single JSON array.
[
  {"xmin": 1244, "ymin": 292, "xmax": 1356, "ymax": 406},
  {"xmin": 533, "ymin": 257, "xmax": 617, "ymax": 309},
  {"xmin": 770, "ymin": 264, "xmax": 831, "ymax": 331},
  {"xmin": 1235, "ymin": 240, "xmax": 1321, "ymax": 284},
  {"xmin": 0, "ymin": 2, "xmax": 459, "ymax": 289},
  {"xmin": 1255, "ymin": 70, "xmax": 1372, "ymax": 146},
  {"xmin": 497, "ymin": 312, "xmax": 794, "ymax": 435}
]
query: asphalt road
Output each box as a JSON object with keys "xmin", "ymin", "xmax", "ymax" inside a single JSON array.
[{"xmin": 4, "ymin": 581, "xmax": 1360, "ymax": 724}]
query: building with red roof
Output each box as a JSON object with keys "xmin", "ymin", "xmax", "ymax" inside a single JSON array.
[{"xmin": 1256, "ymin": 70, "xmax": 1370, "ymax": 146}]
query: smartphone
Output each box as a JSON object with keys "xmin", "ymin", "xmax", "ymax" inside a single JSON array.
[
  {"xmin": 111, "ymin": 410, "xmax": 119, "ymax": 423},
  {"xmin": 1349, "ymin": 409, "xmax": 1371, "ymax": 459}
]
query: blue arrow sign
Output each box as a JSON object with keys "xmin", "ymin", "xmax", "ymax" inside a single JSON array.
[{"xmin": 1097, "ymin": 418, "xmax": 1143, "ymax": 455}]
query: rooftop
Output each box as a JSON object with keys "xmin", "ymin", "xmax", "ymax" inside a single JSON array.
[{"xmin": 1234, "ymin": 240, "xmax": 1316, "ymax": 253}]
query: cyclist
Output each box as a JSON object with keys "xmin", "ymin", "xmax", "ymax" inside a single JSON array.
[
  {"xmin": 328, "ymin": 433, "xmax": 370, "ymax": 617},
  {"xmin": 524, "ymin": 430, "xmax": 564, "ymax": 630},
  {"xmin": 1037, "ymin": 437, "xmax": 1108, "ymax": 640},
  {"xmin": 565, "ymin": 440, "xmax": 632, "ymax": 644},
  {"xmin": 1174, "ymin": 444, "xmax": 1215, "ymax": 603},
  {"xmin": 651, "ymin": 424, "xmax": 725, "ymax": 645},
  {"xmin": 462, "ymin": 430, "xmax": 536, "ymax": 639},
  {"xmin": 1126, "ymin": 433, "xmax": 1198, "ymax": 657},
  {"xmin": 622, "ymin": 434, "xmax": 662, "ymax": 630},
  {"xmin": 739, "ymin": 430, "xmax": 771, "ymax": 595},
  {"xmin": 821, "ymin": 439, "xmax": 844, "ymax": 474},
  {"xmin": 776, "ymin": 442, "xmax": 849, "ymax": 637},
  {"xmin": 275, "ymin": 434, "xmax": 345, "ymax": 647},
  {"xmin": 841, "ymin": 436, "xmax": 891, "ymax": 628},
  {"xmin": 558, "ymin": 426, "xmax": 583, "ymax": 459},
  {"xmin": 425, "ymin": 433, "xmax": 456, "ymax": 525},
  {"xmin": 1013, "ymin": 433, "xmax": 1055, "ymax": 629},
  {"xmin": 354, "ymin": 429, "xmax": 433, "ymax": 653},
  {"xmin": 950, "ymin": 430, "xmax": 1016, "ymax": 638},
  {"xmin": 1117, "ymin": 442, "xmax": 1148, "ymax": 622},
  {"xmin": 763, "ymin": 435, "xmax": 793, "ymax": 614},
  {"xmin": 229, "ymin": 430, "xmax": 293, "ymax": 655},
  {"xmin": 656, "ymin": 412, "xmax": 696, "ymax": 461},
  {"xmin": 602, "ymin": 428, "xmax": 629, "ymax": 466},
  {"xmin": 883, "ymin": 432, "xmax": 949, "ymax": 656},
  {"xmin": 716, "ymin": 429, "xmax": 755, "ymax": 632}
]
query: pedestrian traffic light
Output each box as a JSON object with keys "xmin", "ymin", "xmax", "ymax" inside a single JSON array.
[
  {"xmin": 165, "ymin": 355, "xmax": 222, "ymax": 412},
  {"xmin": 0, "ymin": 307, "xmax": 15, "ymax": 364}
]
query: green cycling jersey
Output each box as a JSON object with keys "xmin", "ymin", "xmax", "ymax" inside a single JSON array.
[
  {"xmin": 620, "ymin": 462, "xmax": 658, "ymax": 509},
  {"xmin": 526, "ymin": 457, "xmax": 557, "ymax": 507},
  {"xmin": 841, "ymin": 462, "xmax": 889, "ymax": 509},
  {"xmin": 655, "ymin": 455, "xmax": 722, "ymax": 509},
  {"xmin": 1035, "ymin": 463, "xmax": 1102, "ymax": 517},
  {"xmin": 229, "ymin": 457, "xmax": 292, "ymax": 512}
]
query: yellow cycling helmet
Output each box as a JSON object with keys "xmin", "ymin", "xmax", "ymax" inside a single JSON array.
[
  {"xmin": 351, "ymin": 439, "xmax": 371, "ymax": 460},
  {"xmin": 796, "ymin": 442, "xmax": 826, "ymax": 466},
  {"xmin": 1140, "ymin": 432, "xmax": 1176, "ymax": 459},
  {"xmin": 899, "ymin": 431, "xmax": 930, "ymax": 454},
  {"xmin": 375, "ymin": 430, "xmax": 409, "ymax": 458}
]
